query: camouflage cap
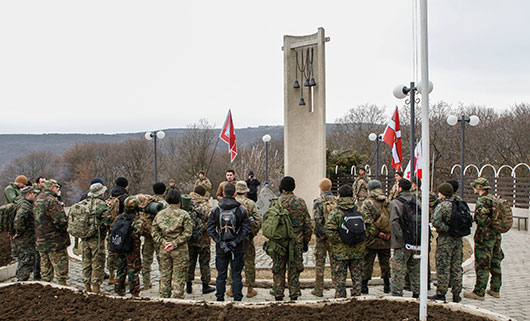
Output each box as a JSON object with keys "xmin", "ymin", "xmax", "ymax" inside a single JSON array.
[
  {"xmin": 124, "ymin": 195, "xmax": 141, "ymax": 210},
  {"xmin": 236, "ymin": 180, "xmax": 250, "ymax": 194},
  {"xmin": 470, "ymin": 177, "xmax": 491, "ymax": 190},
  {"xmin": 88, "ymin": 183, "xmax": 107, "ymax": 197},
  {"xmin": 20, "ymin": 186, "xmax": 35, "ymax": 194},
  {"xmin": 44, "ymin": 179, "xmax": 60, "ymax": 189}
]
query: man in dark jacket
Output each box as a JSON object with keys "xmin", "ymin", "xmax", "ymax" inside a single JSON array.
[
  {"xmin": 207, "ymin": 183, "xmax": 251, "ymax": 302},
  {"xmin": 107, "ymin": 176, "xmax": 129, "ymax": 284},
  {"xmin": 245, "ymin": 171, "xmax": 260, "ymax": 202}
]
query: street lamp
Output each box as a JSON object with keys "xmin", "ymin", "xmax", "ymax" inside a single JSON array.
[
  {"xmin": 145, "ymin": 130, "xmax": 166, "ymax": 183},
  {"xmin": 393, "ymin": 80, "xmax": 433, "ymax": 174},
  {"xmin": 446, "ymin": 115, "xmax": 480, "ymax": 199},
  {"xmin": 262, "ymin": 134, "xmax": 271, "ymax": 183},
  {"xmin": 368, "ymin": 133, "xmax": 383, "ymax": 180}
]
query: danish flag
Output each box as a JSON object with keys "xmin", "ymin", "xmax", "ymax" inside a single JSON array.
[
  {"xmin": 382, "ymin": 106, "xmax": 403, "ymax": 170},
  {"xmin": 404, "ymin": 139, "xmax": 423, "ymax": 179},
  {"xmin": 219, "ymin": 109, "xmax": 238, "ymax": 162}
]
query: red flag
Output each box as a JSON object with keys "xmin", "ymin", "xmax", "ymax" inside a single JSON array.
[
  {"xmin": 219, "ymin": 109, "xmax": 237, "ymax": 162},
  {"xmin": 382, "ymin": 106, "xmax": 403, "ymax": 170},
  {"xmin": 404, "ymin": 139, "xmax": 422, "ymax": 179}
]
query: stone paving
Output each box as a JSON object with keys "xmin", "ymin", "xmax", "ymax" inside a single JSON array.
[{"xmin": 3, "ymin": 229, "xmax": 529, "ymax": 320}]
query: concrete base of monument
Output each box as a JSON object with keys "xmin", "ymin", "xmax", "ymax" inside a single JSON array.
[{"xmin": 0, "ymin": 263, "xmax": 16, "ymax": 282}]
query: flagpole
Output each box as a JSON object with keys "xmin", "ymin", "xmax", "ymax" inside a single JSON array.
[
  {"xmin": 419, "ymin": 0, "xmax": 430, "ymax": 320},
  {"xmin": 205, "ymin": 136, "xmax": 220, "ymax": 177}
]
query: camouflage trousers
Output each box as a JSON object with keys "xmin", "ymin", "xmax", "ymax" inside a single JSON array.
[
  {"xmin": 39, "ymin": 249, "xmax": 69, "ymax": 283},
  {"xmin": 333, "ymin": 258, "xmax": 363, "ymax": 298},
  {"xmin": 362, "ymin": 248, "xmax": 391, "ymax": 281},
  {"xmin": 228, "ymin": 238, "xmax": 256, "ymax": 287},
  {"xmin": 160, "ymin": 245, "xmax": 189, "ymax": 299},
  {"xmin": 473, "ymin": 235, "xmax": 504, "ymax": 296},
  {"xmin": 391, "ymin": 248, "xmax": 420, "ymax": 296},
  {"xmin": 114, "ymin": 247, "xmax": 141, "ymax": 296},
  {"xmin": 187, "ymin": 245, "xmax": 211, "ymax": 284},
  {"xmin": 314, "ymin": 238, "xmax": 336, "ymax": 294},
  {"xmin": 272, "ymin": 244, "xmax": 304, "ymax": 299},
  {"xmin": 82, "ymin": 235, "xmax": 106, "ymax": 285},
  {"xmin": 141, "ymin": 235, "xmax": 160, "ymax": 287},
  {"xmin": 14, "ymin": 242, "xmax": 35, "ymax": 281},
  {"xmin": 106, "ymin": 233, "xmax": 116, "ymax": 273},
  {"xmin": 435, "ymin": 235, "xmax": 463, "ymax": 296}
]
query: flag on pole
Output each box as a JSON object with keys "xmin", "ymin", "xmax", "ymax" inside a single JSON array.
[
  {"xmin": 219, "ymin": 109, "xmax": 237, "ymax": 162},
  {"xmin": 382, "ymin": 106, "xmax": 403, "ymax": 170},
  {"xmin": 404, "ymin": 139, "xmax": 423, "ymax": 179}
]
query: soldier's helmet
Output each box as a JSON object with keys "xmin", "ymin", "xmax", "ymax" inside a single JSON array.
[
  {"xmin": 124, "ymin": 195, "xmax": 141, "ymax": 210},
  {"xmin": 470, "ymin": 177, "xmax": 491, "ymax": 190}
]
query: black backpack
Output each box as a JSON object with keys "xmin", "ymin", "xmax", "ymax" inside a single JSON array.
[
  {"xmin": 448, "ymin": 200, "xmax": 472, "ymax": 237},
  {"xmin": 218, "ymin": 207, "xmax": 238, "ymax": 241},
  {"xmin": 396, "ymin": 196, "xmax": 422, "ymax": 246},
  {"xmin": 110, "ymin": 214, "xmax": 134, "ymax": 253},
  {"xmin": 338, "ymin": 207, "xmax": 366, "ymax": 245}
]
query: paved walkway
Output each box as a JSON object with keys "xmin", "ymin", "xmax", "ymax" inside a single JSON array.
[{"xmin": 2, "ymin": 229, "xmax": 528, "ymax": 320}]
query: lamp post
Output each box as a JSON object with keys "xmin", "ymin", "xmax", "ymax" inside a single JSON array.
[
  {"xmin": 368, "ymin": 133, "xmax": 383, "ymax": 180},
  {"xmin": 447, "ymin": 115, "xmax": 480, "ymax": 199},
  {"xmin": 393, "ymin": 81, "xmax": 433, "ymax": 174},
  {"xmin": 145, "ymin": 130, "xmax": 166, "ymax": 183},
  {"xmin": 262, "ymin": 134, "xmax": 271, "ymax": 184}
]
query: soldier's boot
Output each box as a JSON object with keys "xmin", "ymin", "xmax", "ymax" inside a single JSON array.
[
  {"xmin": 93, "ymin": 284, "xmax": 109, "ymax": 295},
  {"xmin": 486, "ymin": 289, "xmax": 500, "ymax": 298},
  {"xmin": 246, "ymin": 286, "xmax": 258, "ymax": 298},
  {"xmin": 58, "ymin": 280, "xmax": 67, "ymax": 286},
  {"xmin": 186, "ymin": 282, "xmax": 193, "ymax": 294},
  {"xmin": 311, "ymin": 289, "xmax": 323, "ymax": 297},
  {"xmin": 383, "ymin": 278, "xmax": 390, "ymax": 294},
  {"xmin": 463, "ymin": 292, "xmax": 485, "ymax": 301},
  {"xmin": 227, "ymin": 286, "xmax": 233, "ymax": 297},
  {"xmin": 412, "ymin": 292, "xmax": 419, "ymax": 299},
  {"xmin": 361, "ymin": 280, "xmax": 369, "ymax": 294},
  {"xmin": 84, "ymin": 283, "xmax": 92, "ymax": 292},
  {"xmin": 202, "ymin": 283, "xmax": 215, "ymax": 294},
  {"xmin": 108, "ymin": 270, "xmax": 116, "ymax": 285},
  {"xmin": 453, "ymin": 295, "xmax": 462, "ymax": 303},
  {"xmin": 428, "ymin": 294, "xmax": 446, "ymax": 302}
]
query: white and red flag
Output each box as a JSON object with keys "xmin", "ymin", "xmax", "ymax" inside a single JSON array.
[
  {"xmin": 219, "ymin": 109, "xmax": 237, "ymax": 162},
  {"xmin": 382, "ymin": 106, "xmax": 403, "ymax": 170},
  {"xmin": 404, "ymin": 139, "xmax": 423, "ymax": 179}
]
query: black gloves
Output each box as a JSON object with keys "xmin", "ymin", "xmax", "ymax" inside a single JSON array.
[{"xmin": 220, "ymin": 241, "xmax": 231, "ymax": 253}]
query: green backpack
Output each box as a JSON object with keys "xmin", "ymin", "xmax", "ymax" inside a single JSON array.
[
  {"xmin": 0, "ymin": 203, "xmax": 17, "ymax": 233},
  {"xmin": 67, "ymin": 198, "xmax": 99, "ymax": 239},
  {"xmin": 489, "ymin": 195, "xmax": 513, "ymax": 234},
  {"xmin": 262, "ymin": 198, "xmax": 294, "ymax": 260}
]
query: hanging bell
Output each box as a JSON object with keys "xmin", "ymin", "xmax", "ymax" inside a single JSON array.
[
  {"xmin": 304, "ymin": 78, "xmax": 310, "ymax": 87},
  {"xmin": 299, "ymin": 97, "xmax": 306, "ymax": 106},
  {"xmin": 293, "ymin": 80, "xmax": 300, "ymax": 89},
  {"xmin": 310, "ymin": 78, "xmax": 317, "ymax": 86}
]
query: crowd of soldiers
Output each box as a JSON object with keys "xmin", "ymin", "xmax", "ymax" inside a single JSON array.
[{"xmin": 4, "ymin": 167, "xmax": 503, "ymax": 302}]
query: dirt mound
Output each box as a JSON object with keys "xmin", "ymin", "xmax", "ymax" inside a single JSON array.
[
  {"xmin": 0, "ymin": 283, "xmax": 494, "ymax": 321},
  {"xmin": 0, "ymin": 232, "xmax": 13, "ymax": 266}
]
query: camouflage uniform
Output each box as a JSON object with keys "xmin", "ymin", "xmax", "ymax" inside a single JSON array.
[
  {"xmin": 13, "ymin": 196, "xmax": 36, "ymax": 281},
  {"xmin": 271, "ymin": 191, "xmax": 312, "ymax": 300},
  {"xmin": 390, "ymin": 190, "xmax": 420, "ymax": 296},
  {"xmin": 352, "ymin": 174, "xmax": 370, "ymax": 208},
  {"xmin": 34, "ymin": 183, "xmax": 70, "ymax": 283},
  {"xmin": 81, "ymin": 196, "xmax": 112, "ymax": 286},
  {"xmin": 4, "ymin": 183, "xmax": 22, "ymax": 204},
  {"xmin": 234, "ymin": 194, "xmax": 262, "ymax": 287},
  {"xmin": 360, "ymin": 188, "xmax": 391, "ymax": 283},
  {"xmin": 106, "ymin": 187, "xmax": 129, "ymax": 281},
  {"xmin": 312, "ymin": 191, "xmax": 337, "ymax": 295},
  {"xmin": 141, "ymin": 194, "xmax": 167, "ymax": 288},
  {"xmin": 471, "ymin": 180, "xmax": 504, "ymax": 297},
  {"xmin": 187, "ymin": 192, "xmax": 213, "ymax": 285},
  {"xmin": 194, "ymin": 177, "xmax": 213, "ymax": 198},
  {"xmin": 432, "ymin": 196, "xmax": 463, "ymax": 297},
  {"xmin": 152, "ymin": 204, "xmax": 193, "ymax": 298}
]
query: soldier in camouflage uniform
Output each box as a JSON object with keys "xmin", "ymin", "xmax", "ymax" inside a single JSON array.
[
  {"xmin": 152, "ymin": 189, "xmax": 193, "ymax": 299},
  {"xmin": 141, "ymin": 182, "xmax": 167, "ymax": 290},
  {"xmin": 4, "ymin": 175, "xmax": 27, "ymax": 204},
  {"xmin": 13, "ymin": 186, "xmax": 37, "ymax": 281},
  {"xmin": 464, "ymin": 178, "xmax": 504, "ymax": 300},
  {"xmin": 389, "ymin": 171, "xmax": 404, "ymax": 200},
  {"xmin": 34, "ymin": 179, "xmax": 70, "ymax": 285},
  {"xmin": 311, "ymin": 178, "xmax": 336, "ymax": 297},
  {"xmin": 194, "ymin": 171, "xmax": 213, "ymax": 199},
  {"xmin": 360, "ymin": 180, "xmax": 391, "ymax": 294},
  {"xmin": 32, "ymin": 176, "xmax": 46, "ymax": 280},
  {"xmin": 82, "ymin": 183, "xmax": 112, "ymax": 294},
  {"xmin": 233, "ymin": 180, "xmax": 262, "ymax": 298},
  {"xmin": 106, "ymin": 177, "xmax": 129, "ymax": 285},
  {"xmin": 353, "ymin": 168, "xmax": 370, "ymax": 208},
  {"xmin": 390, "ymin": 179, "xmax": 420, "ymax": 298},
  {"xmin": 271, "ymin": 176, "xmax": 312, "ymax": 301},
  {"xmin": 113, "ymin": 196, "xmax": 143, "ymax": 297},
  {"xmin": 428, "ymin": 183, "xmax": 463, "ymax": 303},
  {"xmin": 186, "ymin": 185, "xmax": 215, "ymax": 295},
  {"xmin": 326, "ymin": 185, "xmax": 375, "ymax": 298}
]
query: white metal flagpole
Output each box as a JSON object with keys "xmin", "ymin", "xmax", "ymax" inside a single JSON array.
[{"xmin": 419, "ymin": 0, "xmax": 430, "ymax": 320}]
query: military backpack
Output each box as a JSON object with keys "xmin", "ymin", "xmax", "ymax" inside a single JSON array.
[
  {"xmin": 449, "ymin": 200, "xmax": 473, "ymax": 237},
  {"xmin": 339, "ymin": 206, "xmax": 366, "ymax": 245},
  {"xmin": 488, "ymin": 195, "xmax": 513, "ymax": 233},
  {"xmin": 187, "ymin": 202, "xmax": 205, "ymax": 241},
  {"xmin": 262, "ymin": 198, "xmax": 294, "ymax": 260},
  {"xmin": 396, "ymin": 196, "xmax": 422, "ymax": 246},
  {"xmin": 109, "ymin": 214, "xmax": 134, "ymax": 253},
  {"xmin": 106, "ymin": 196, "xmax": 122, "ymax": 222},
  {"xmin": 67, "ymin": 198, "xmax": 99, "ymax": 239}
]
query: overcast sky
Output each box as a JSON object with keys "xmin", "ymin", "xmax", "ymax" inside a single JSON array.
[{"xmin": 1, "ymin": 1, "xmax": 529, "ymax": 134}]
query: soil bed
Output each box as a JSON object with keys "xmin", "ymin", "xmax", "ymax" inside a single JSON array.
[
  {"xmin": 0, "ymin": 232, "xmax": 13, "ymax": 266},
  {"xmin": 0, "ymin": 284, "xmax": 494, "ymax": 321}
]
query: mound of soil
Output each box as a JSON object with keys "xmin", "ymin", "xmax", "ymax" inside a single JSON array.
[
  {"xmin": 0, "ymin": 232, "xmax": 13, "ymax": 266},
  {"xmin": 0, "ymin": 284, "xmax": 494, "ymax": 321}
]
